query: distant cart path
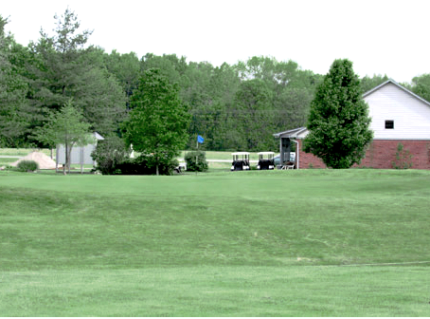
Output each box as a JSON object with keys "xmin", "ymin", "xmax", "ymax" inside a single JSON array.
[
  {"xmin": 1, "ymin": 156, "xmax": 258, "ymax": 163},
  {"xmin": 206, "ymin": 159, "xmax": 258, "ymax": 163},
  {"xmin": 0, "ymin": 155, "xmax": 23, "ymax": 158}
]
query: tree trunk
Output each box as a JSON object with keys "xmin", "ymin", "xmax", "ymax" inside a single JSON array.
[
  {"xmin": 156, "ymin": 164, "xmax": 159, "ymax": 176},
  {"xmin": 64, "ymin": 143, "xmax": 68, "ymax": 175},
  {"xmin": 67, "ymin": 146, "xmax": 72, "ymax": 174}
]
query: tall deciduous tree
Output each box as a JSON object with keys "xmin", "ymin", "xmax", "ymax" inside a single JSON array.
[
  {"xmin": 234, "ymin": 79, "xmax": 275, "ymax": 151},
  {"xmin": 303, "ymin": 59, "xmax": 373, "ymax": 168},
  {"xmin": 411, "ymin": 74, "xmax": 430, "ymax": 103},
  {"xmin": 360, "ymin": 74, "xmax": 389, "ymax": 94},
  {"xmin": 123, "ymin": 69, "xmax": 190, "ymax": 175}
]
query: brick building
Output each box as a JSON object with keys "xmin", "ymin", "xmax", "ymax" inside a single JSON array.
[{"xmin": 273, "ymin": 80, "xmax": 430, "ymax": 169}]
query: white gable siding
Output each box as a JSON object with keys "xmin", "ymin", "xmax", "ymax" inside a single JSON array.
[{"xmin": 365, "ymin": 83, "xmax": 430, "ymax": 140}]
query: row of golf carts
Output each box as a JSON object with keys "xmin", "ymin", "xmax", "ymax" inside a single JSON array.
[{"xmin": 231, "ymin": 152, "xmax": 296, "ymax": 171}]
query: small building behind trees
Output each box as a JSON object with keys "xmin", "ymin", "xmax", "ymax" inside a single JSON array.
[
  {"xmin": 274, "ymin": 80, "xmax": 430, "ymax": 169},
  {"xmin": 56, "ymin": 132, "xmax": 104, "ymax": 172}
]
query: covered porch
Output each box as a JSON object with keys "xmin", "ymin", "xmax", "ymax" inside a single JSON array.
[{"xmin": 273, "ymin": 127, "xmax": 308, "ymax": 169}]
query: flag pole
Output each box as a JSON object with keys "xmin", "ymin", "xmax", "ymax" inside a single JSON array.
[{"xmin": 196, "ymin": 134, "xmax": 198, "ymax": 176}]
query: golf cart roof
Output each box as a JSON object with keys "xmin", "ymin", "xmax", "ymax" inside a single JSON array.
[
  {"xmin": 232, "ymin": 152, "xmax": 250, "ymax": 156},
  {"xmin": 258, "ymin": 152, "xmax": 275, "ymax": 155}
]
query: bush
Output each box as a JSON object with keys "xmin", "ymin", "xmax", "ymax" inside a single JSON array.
[
  {"xmin": 185, "ymin": 151, "xmax": 209, "ymax": 172},
  {"xmin": 91, "ymin": 135, "xmax": 131, "ymax": 175},
  {"xmin": 17, "ymin": 160, "xmax": 38, "ymax": 172},
  {"xmin": 97, "ymin": 155, "xmax": 179, "ymax": 176}
]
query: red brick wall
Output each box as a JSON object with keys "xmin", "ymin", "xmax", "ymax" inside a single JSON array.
[
  {"xmin": 298, "ymin": 139, "xmax": 430, "ymax": 169},
  {"xmin": 297, "ymin": 139, "xmax": 326, "ymax": 168}
]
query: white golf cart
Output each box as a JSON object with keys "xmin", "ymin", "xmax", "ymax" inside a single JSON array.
[
  {"xmin": 231, "ymin": 152, "xmax": 250, "ymax": 171},
  {"xmin": 257, "ymin": 152, "xmax": 275, "ymax": 170}
]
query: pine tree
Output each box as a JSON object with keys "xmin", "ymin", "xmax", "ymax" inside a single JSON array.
[
  {"xmin": 0, "ymin": 15, "xmax": 31, "ymax": 147},
  {"xmin": 303, "ymin": 59, "xmax": 373, "ymax": 168}
]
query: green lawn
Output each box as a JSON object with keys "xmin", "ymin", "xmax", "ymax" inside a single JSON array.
[
  {"xmin": 1, "ymin": 169, "xmax": 429, "ymax": 316},
  {"xmin": 0, "ymin": 148, "xmax": 54, "ymax": 157},
  {"xmin": 0, "ymin": 157, "xmax": 19, "ymax": 166}
]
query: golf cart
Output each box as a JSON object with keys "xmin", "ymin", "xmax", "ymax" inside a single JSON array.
[
  {"xmin": 231, "ymin": 152, "xmax": 250, "ymax": 171},
  {"xmin": 257, "ymin": 152, "xmax": 275, "ymax": 170}
]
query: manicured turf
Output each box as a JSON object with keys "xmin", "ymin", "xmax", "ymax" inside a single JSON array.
[
  {"xmin": 1, "ymin": 169, "xmax": 429, "ymax": 316},
  {"xmin": 0, "ymin": 148, "xmax": 53, "ymax": 157},
  {"xmin": 0, "ymin": 157, "xmax": 19, "ymax": 166}
]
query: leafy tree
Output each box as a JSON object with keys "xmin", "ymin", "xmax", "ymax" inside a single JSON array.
[
  {"xmin": 304, "ymin": 59, "xmax": 373, "ymax": 168},
  {"xmin": 273, "ymin": 87, "xmax": 313, "ymax": 130},
  {"xmin": 234, "ymin": 79, "xmax": 275, "ymax": 151},
  {"xmin": 33, "ymin": 99, "xmax": 91, "ymax": 174},
  {"xmin": 360, "ymin": 74, "xmax": 389, "ymax": 93},
  {"xmin": 0, "ymin": 15, "xmax": 31, "ymax": 147},
  {"xmin": 411, "ymin": 74, "xmax": 430, "ymax": 102},
  {"xmin": 123, "ymin": 69, "xmax": 190, "ymax": 175},
  {"xmin": 91, "ymin": 134, "xmax": 131, "ymax": 174},
  {"xmin": 184, "ymin": 150, "xmax": 208, "ymax": 172},
  {"xmin": 103, "ymin": 50, "xmax": 140, "ymax": 107}
]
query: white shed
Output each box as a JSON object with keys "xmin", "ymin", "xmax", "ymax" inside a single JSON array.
[{"xmin": 56, "ymin": 132, "xmax": 104, "ymax": 173}]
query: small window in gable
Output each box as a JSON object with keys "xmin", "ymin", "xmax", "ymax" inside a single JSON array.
[{"xmin": 385, "ymin": 120, "xmax": 394, "ymax": 129}]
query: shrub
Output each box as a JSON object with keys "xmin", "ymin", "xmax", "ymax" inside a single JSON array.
[
  {"xmin": 91, "ymin": 135, "xmax": 131, "ymax": 175},
  {"xmin": 17, "ymin": 160, "xmax": 38, "ymax": 172},
  {"xmin": 184, "ymin": 151, "xmax": 208, "ymax": 172},
  {"xmin": 99, "ymin": 156, "xmax": 179, "ymax": 176}
]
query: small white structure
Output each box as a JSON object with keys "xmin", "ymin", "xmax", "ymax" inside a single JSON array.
[{"xmin": 56, "ymin": 132, "xmax": 104, "ymax": 173}]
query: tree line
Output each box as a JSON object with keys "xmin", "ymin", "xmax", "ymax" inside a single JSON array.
[{"xmin": 2, "ymin": 9, "xmax": 430, "ymax": 151}]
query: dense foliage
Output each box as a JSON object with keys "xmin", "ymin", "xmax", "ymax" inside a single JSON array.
[
  {"xmin": 16, "ymin": 160, "xmax": 38, "ymax": 172},
  {"xmin": 2, "ymin": 9, "xmax": 428, "ymax": 153},
  {"xmin": 91, "ymin": 135, "xmax": 131, "ymax": 174},
  {"xmin": 114, "ymin": 156, "xmax": 179, "ymax": 175},
  {"xmin": 123, "ymin": 69, "xmax": 190, "ymax": 175},
  {"xmin": 184, "ymin": 150, "xmax": 209, "ymax": 172},
  {"xmin": 304, "ymin": 59, "xmax": 373, "ymax": 168}
]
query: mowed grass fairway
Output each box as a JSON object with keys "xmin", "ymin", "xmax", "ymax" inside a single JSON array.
[{"xmin": 1, "ymin": 169, "xmax": 430, "ymax": 316}]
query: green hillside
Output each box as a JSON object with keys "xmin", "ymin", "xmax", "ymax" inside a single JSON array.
[{"xmin": 1, "ymin": 169, "xmax": 429, "ymax": 316}]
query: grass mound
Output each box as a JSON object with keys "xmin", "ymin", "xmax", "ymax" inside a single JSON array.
[{"xmin": 1, "ymin": 169, "xmax": 429, "ymax": 316}]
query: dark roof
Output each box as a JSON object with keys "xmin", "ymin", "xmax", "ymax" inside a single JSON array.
[{"xmin": 273, "ymin": 127, "xmax": 307, "ymax": 138}]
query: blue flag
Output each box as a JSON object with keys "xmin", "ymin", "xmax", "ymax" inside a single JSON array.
[{"xmin": 197, "ymin": 135, "xmax": 204, "ymax": 144}]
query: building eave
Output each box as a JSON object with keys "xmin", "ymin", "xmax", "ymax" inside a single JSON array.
[
  {"xmin": 363, "ymin": 79, "xmax": 430, "ymax": 108},
  {"xmin": 273, "ymin": 127, "xmax": 307, "ymax": 138}
]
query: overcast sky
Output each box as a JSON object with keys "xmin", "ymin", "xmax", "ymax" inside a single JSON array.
[{"xmin": 2, "ymin": 0, "xmax": 429, "ymax": 83}]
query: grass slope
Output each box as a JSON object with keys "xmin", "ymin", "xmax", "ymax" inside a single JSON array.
[{"xmin": 1, "ymin": 169, "xmax": 430, "ymax": 316}]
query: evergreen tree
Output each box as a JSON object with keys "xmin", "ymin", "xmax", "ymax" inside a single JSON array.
[
  {"xmin": 303, "ymin": 59, "xmax": 373, "ymax": 168},
  {"xmin": 27, "ymin": 9, "xmax": 126, "ymax": 139},
  {"xmin": 0, "ymin": 15, "xmax": 31, "ymax": 147}
]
